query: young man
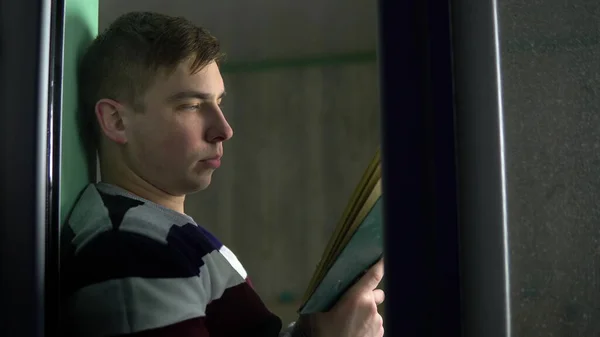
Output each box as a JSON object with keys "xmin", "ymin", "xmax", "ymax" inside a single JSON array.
[{"xmin": 60, "ymin": 11, "xmax": 385, "ymax": 337}]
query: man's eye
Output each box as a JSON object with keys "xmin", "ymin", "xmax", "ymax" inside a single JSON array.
[{"xmin": 180, "ymin": 104, "xmax": 200, "ymax": 111}]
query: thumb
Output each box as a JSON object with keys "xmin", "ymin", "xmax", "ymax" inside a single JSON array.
[{"xmin": 351, "ymin": 258, "xmax": 384, "ymax": 293}]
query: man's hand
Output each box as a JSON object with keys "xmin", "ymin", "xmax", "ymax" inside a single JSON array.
[{"xmin": 295, "ymin": 259, "xmax": 385, "ymax": 337}]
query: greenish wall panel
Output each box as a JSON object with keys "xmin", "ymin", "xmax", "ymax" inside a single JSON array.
[{"xmin": 60, "ymin": 0, "xmax": 98, "ymax": 225}]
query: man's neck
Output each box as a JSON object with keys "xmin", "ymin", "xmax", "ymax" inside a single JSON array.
[{"xmin": 100, "ymin": 161, "xmax": 186, "ymax": 214}]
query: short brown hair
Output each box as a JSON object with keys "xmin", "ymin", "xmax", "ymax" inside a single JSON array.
[{"xmin": 79, "ymin": 11, "xmax": 224, "ymax": 118}]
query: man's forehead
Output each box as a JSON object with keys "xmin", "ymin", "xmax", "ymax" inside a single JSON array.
[
  {"xmin": 154, "ymin": 61, "xmax": 224, "ymax": 95},
  {"xmin": 166, "ymin": 90, "xmax": 226, "ymax": 102}
]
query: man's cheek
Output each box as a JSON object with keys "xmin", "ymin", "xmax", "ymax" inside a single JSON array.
[{"xmin": 162, "ymin": 136, "xmax": 195, "ymax": 161}]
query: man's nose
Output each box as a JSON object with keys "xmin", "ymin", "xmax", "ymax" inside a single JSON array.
[{"xmin": 205, "ymin": 110, "xmax": 233, "ymax": 143}]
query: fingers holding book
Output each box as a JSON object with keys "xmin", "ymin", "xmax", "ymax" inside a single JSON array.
[
  {"xmin": 373, "ymin": 289, "xmax": 385, "ymax": 306},
  {"xmin": 353, "ymin": 258, "xmax": 385, "ymax": 294},
  {"xmin": 367, "ymin": 259, "xmax": 385, "ymax": 306},
  {"xmin": 299, "ymin": 258, "xmax": 385, "ymax": 337}
]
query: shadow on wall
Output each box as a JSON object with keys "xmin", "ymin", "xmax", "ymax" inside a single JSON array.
[{"xmin": 61, "ymin": 12, "xmax": 96, "ymax": 224}]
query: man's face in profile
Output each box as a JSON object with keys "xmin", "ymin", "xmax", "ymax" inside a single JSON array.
[{"xmin": 122, "ymin": 59, "xmax": 233, "ymax": 196}]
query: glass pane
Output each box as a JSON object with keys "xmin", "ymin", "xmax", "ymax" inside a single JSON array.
[{"xmin": 499, "ymin": 1, "xmax": 600, "ymax": 335}]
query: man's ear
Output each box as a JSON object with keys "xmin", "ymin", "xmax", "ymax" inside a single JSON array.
[{"xmin": 95, "ymin": 98, "xmax": 128, "ymax": 144}]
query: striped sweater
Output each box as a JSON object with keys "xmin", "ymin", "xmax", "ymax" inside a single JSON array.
[{"xmin": 60, "ymin": 183, "xmax": 297, "ymax": 337}]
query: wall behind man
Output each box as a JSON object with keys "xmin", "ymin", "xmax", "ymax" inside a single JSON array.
[
  {"xmin": 61, "ymin": 0, "xmax": 99, "ymax": 225},
  {"xmin": 100, "ymin": 0, "xmax": 381, "ymax": 323}
]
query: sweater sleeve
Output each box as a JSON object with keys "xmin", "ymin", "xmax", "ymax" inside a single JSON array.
[{"xmin": 60, "ymin": 228, "xmax": 213, "ymax": 337}]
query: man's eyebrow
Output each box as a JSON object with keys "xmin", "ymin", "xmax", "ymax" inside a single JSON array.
[{"xmin": 167, "ymin": 91, "xmax": 226, "ymax": 102}]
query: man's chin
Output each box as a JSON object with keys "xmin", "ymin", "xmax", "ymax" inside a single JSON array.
[
  {"xmin": 185, "ymin": 185, "xmax": 209, "ymax": 195},
  {"xmin": 183, "ymin": 176, "xmax": 213, "ymax": 195}
]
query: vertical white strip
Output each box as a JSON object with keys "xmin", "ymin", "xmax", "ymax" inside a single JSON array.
[
  {"xmin": 36, "ymin": 0, "xmax": 53, "ymax": 328},
  {"xmin": 491, "ymin": 1, "xmax": 512, "ymax": 336}
]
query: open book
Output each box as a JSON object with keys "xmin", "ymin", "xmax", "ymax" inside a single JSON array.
[{"xmin": 299, "ymin": 149, "xmax": 384, "ymax": 314}]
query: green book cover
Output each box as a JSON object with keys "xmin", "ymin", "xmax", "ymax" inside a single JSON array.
[{"xmin": 299, "ymin": 150, "xmax": 383, "ymax": 314}]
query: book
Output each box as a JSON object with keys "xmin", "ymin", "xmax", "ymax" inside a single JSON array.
[{"xmin": 299, "ymin": 149, "xmax": 384, "ymax": 314}]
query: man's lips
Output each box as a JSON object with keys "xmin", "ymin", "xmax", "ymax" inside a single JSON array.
[{"xmin": 201, "ymin": 156, "xmax": 222, "ymax": 168}]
